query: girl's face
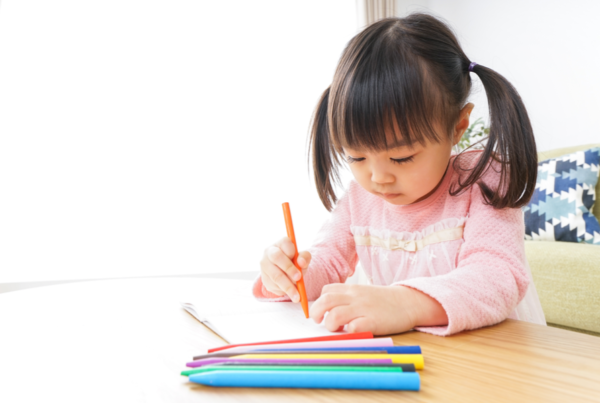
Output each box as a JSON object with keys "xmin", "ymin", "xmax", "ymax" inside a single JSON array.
[{"xmin": 343, "ymin": 104, "xmax": 473, "ymax": 206}]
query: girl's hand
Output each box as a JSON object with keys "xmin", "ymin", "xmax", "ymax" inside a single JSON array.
[
  {"xmin": 260, "ymin": 237, "xmax": 311, "ymax": 303},
  {"xmin": 309, "ymin": 284, "xmax": 448, "ymax": 335}
]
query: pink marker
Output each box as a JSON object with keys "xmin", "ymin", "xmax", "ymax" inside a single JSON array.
[
  {"xmin": 186, "ymin": 358, "xmax": 394, "ymax": 368},
  {"xmin": 195, "ymin": 337, "xmax": 394, "ymax": 359}
]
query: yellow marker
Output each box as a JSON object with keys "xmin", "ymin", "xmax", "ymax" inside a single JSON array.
[{"xmin": 233, "ymin": 354, "xmax": 424, "ymax": 370}]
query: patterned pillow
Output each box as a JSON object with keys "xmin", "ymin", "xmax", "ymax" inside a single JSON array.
[{"xmin": 523, "ymin": 147, "xmax": 600, "ymax": 244}]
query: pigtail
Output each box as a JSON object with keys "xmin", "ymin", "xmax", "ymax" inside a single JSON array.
[
  {"xmin": 308, "ymin": 87, "xmax": 341, "ymax": 212},
  {"xmin": 456, "ymin": 64, "xmax": 537, "ymax": 209}
]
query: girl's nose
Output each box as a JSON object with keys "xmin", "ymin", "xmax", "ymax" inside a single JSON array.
[{"xmin": 370, "ymin": 165, "xmax": 394, "ymax": 185}]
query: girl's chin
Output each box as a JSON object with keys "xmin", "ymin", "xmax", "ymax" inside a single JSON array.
[
  {"xmin": 375, "ymin": 192, "xmax": 409, "ymax": 204},
  {"xmin": 375, "ymin": 192, "xmax": 424, "ymax": 206},
  {"xmin": 384, "ymin": 199, "xmax": 410, "ymax": 206},
  {"xmin": 378, "ymin": 193, "xmax": 402, "ymax": 201}
]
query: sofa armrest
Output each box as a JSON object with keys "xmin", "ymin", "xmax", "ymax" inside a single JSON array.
[{"xmin": 525, "ymin": 240, "xmax": 600, "ymax": 333}]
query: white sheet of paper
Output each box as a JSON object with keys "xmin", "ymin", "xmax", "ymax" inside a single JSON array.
[{"xmin": 180, "ymin": 278, "xmax": 337, "ymax": 345}]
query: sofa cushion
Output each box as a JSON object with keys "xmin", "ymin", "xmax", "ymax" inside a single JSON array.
[
  {"xmin": 523, "ymin": 147, "xmax": 600, "ymax": 244},
  {"xmin": 538, "ymin": 143, "xmax": 600, "ymax": 221},
  {"xmin": 525, "ymin": 240, "xmax": 600, "ymax": 333}
]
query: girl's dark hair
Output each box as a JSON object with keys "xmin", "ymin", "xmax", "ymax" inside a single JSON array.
[{"xmin": 309, "ymin": 13, "xmax": 537, "ymax": 211}]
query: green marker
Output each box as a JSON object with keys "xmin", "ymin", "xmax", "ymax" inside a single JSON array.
[{"xmin": 181, "ymin": 365, "xmax": 404, "ymax": 377}]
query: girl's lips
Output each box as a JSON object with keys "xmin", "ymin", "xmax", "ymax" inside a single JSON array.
[{"xmin": 377, "ymin": 192, "xmax": 401, "ymax": 200}]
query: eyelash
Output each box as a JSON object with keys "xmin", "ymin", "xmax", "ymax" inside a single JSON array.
[
  {"xmin": 346, "ymin": 156, "xmax": 414, "ymax": 165},
  {"xmin": 391, "ymin": 156, "xmax": 414, "ymax": 165}
]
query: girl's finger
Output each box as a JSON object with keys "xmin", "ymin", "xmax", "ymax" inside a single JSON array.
[
  {"xmin": 321, "ymin": 283, "xmax": 351, "ymax": 295},
  {"xmin": 347, "ymin": 316, "xmax": 376, "ymax": 334},
  {"xmin": 266, "ymin": 246, "xmax": 302, "ymax": 282},
  {"xmin": 297, "ymin": 251, "xmax": 312, "ymax": 270},
  {"xmin": 275, "ymin": 237, "xmax": 297, "ymax": 260},
  {"xmin": 263, "ymin": 260, "xmax": 300, "ymax": 302},
  {"xmin": 260, "ymin": 272, "xmax": 286, "ymax": 296},
  {"xmin": 323, "ymin": 305, "xmax": 359, "ymax": 332},
  {"xmin": 309, "ymin": 292, "xmax": 352, "ymax": 323}
]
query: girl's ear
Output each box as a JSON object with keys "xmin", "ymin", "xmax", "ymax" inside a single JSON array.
[{"xmin": 452, "ymin": 103, "xmax": 475, "ymax": 146}]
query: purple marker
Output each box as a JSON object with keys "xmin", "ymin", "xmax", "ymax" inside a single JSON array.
[{"xmin": 186, "ymin": 358, "xmax": 394, "ymax": 368}]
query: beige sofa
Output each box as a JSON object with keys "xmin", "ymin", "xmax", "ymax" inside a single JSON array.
[{"xmin": 525, "ymin": 143, "xmax": 600, "ymax": 335}]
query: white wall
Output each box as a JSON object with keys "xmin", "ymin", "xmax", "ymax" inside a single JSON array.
[
  {"xmin": 396, "ymin": 0, "xmax": 600, "ymax": 152},
  {"xmin": 4, "ymin": 1, "xmax": 595, "ymax": 284},
  {"xmin": 0, "ymin": 1, "xmax": 358, "ymax": 283}
]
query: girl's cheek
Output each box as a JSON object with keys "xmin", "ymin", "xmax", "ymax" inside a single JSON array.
[
  {"xmin": 352, "ymin": 166, "xmax": 369, "ymax": 184},
  {"xmin": 405, "ymin": 167, "xmax": 423, "ymax": 187}
]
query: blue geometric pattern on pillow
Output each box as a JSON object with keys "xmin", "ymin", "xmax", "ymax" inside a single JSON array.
[{"xmin": 523, "ymin": 147, "xmax": 600, "ymax": 244}]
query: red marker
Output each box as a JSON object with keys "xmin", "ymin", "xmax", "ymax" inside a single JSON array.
[{"xmin": 207, "ymin": 332, "xmax": 374, "ymax": 353}]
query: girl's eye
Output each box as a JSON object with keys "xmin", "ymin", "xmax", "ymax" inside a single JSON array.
[
  {"xmin": 347, "ymin": 155, "xmax": 414, "ymax": 164},
  {"xmin": 390, "ymin": 156, "xmax": 414, "ymax": 165}
]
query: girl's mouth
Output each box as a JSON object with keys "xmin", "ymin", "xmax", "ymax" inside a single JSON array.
[{"xmin": 377, "ymin": 192, "xmax": 401, "ymax": 200}]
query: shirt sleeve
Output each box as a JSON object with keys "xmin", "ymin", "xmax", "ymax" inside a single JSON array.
[
  {"xmin": 395, "ymin": 169, "xmax": 531, "ymax": 336},
  {"xmin": 253, "ymin": 183, "xmax": 359, "ymax": 301}
]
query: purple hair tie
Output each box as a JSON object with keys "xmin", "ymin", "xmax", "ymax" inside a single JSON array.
[{"xmin": 468, "ymin": 62, "xmax": 478, "ymax": 72}]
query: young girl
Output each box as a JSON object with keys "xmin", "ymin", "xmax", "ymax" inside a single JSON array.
[{"xmin": 254, "ymin": 13, "xmax": 546, "ymax": 336}]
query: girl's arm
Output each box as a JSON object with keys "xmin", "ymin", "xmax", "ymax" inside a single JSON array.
[
  {"xmin": 253, "ymin": 183, "xmax": 359, "ymax": 301},
  {"xmin": 396, "ymin": 174, "xmax": 531, "ymax": 336}
]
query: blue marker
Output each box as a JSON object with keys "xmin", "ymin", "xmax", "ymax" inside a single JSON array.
[
  {"xmin": 255, "ymin": 346, "xmax": 422, "ymax": 354},
  {"xmin": 189, "ymin": 369, "xmax": 420, "ymax": 390}
]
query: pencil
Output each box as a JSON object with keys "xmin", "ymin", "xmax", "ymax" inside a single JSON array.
[{"xmin": 282, "ymin": 202, "xmax": 309, "ymax": 318}]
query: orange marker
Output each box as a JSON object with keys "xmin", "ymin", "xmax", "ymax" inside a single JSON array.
[{"xmin": 282, "ymin": 202, "xmax": 309, "ymax": 319}]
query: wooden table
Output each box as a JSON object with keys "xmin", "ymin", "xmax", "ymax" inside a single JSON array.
[{"xmin": 1, "ymin": 278, "xmax": 599, "ymax": 402}]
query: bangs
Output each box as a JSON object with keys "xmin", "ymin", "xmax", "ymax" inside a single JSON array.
[{"xmin": 328, "ymin": 21, "xmax": 452, "ymax": 152}]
